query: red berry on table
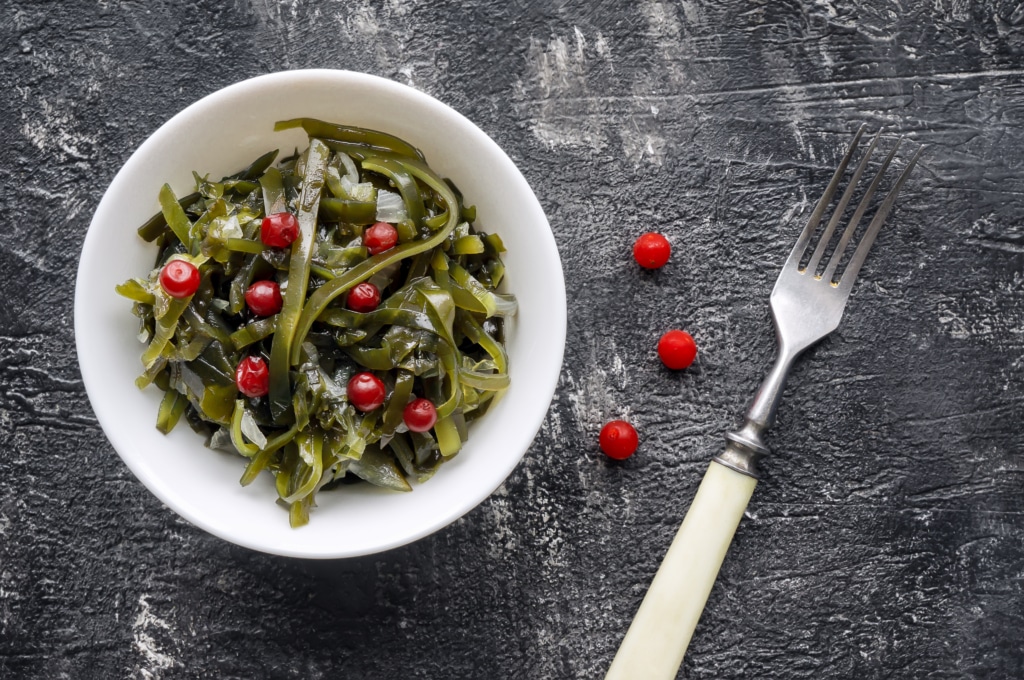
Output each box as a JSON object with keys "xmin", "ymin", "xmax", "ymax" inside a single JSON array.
[
  {"xmin": 600, "ymin": 420, "xmax": 639, "ymax": 460},
  {"xmin": 244, "ymin": 280, "xmax": 283, "ymax": 316},
  {"xmin": 159, "ymin": 259, "xmax": 200, "ymax": 298},
  {"xmin": 347, "ymin": 372, "xmax": 386, "ymax": 412},
  {"xmin": 364, "ymin": 222, "xmax": 399, "ymax": 255},
  {"xmin": 633, "ymin": 232, "xmax": 671, "ymax": 269},
  {"xmin": 347, "ymin": 282, "xmax": 381, "ymax": 313},
  {"xmin": 261, "ymin": 212, "xmax": 300, "ymax": 248},
  {"xmin": 658, "ymin": 330, "xmax": 698, "ymax": 370},
  {"xmin": 403, "ymin": 398, "xmax": 438, "ymax": 433},
  {"xmin": 235, "ymin": 356, "xmax": 270, "ymax": 398}
]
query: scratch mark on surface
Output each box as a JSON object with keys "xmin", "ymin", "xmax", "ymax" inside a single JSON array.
[{"xmin": 700, "ymin": 68, "xmax": 1024, "ymax": 98}]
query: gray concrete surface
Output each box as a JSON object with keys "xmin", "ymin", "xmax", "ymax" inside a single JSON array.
[{"xmin": 2, "ymin": 1, "xmax": 1022, "ymax": 678}]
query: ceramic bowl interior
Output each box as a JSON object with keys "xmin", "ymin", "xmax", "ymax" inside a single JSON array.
[{"xmin": 75, "ymin": 70, "xmax": 565, "ymax": 558}]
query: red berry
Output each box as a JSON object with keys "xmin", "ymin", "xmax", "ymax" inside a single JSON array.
[
  {"xmin": 347, "ymin": 282, "xmax": 381, "ymax": 313},
  {"xmin": 159, "ymin": 259, "xmax": 200, "ymax": 298},
  {"xmin": 347, "ymin": 372, "xmax": 386, "ymax": 412},
  {"xmin": 235, "ymin": 356, "xmax": 270, "ymax": 398},
  {"xmin": 633, "ymin": 232, "xmax": 671, "ymax": 269},
  {"xmin": 363, "ymin": 222, "xmax": 398, "ymax": 255},
  {"xmin": 658, "ymin": 330, "xmax": 698, "ymax": 370},
  {"xmin": 261, "ymin": 212, "xmax": 300, "ymax": 248},
  {"xmin": 244, "ymin": 280, "xmax": 283, "ymax": 316},
  {"xmin": 403, "ymin": 398, "xmax": 437, "ymax": 433},
  {"xmin": 600, "ymin": 420, "xmax": 639, "ymax": 460}
]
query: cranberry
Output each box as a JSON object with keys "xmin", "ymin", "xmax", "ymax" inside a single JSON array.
[
  {"xmin": 599, "ymin": 420, "xmax": 639, "ymax": 460},
  {"xmin": 244, "ymin": 280, "xmax": 283, "ymax": 316},
  {"xmin": 235, "ymin": 356, "xmax": 270, "ymax": 398},
  {"xmin": 159, "ymin": 259, "xmax": 200, "ymax": 298},
  {"xmin": 261, "ymin": 212, "xmax": 300, "ymax": 248},
  {"xmin": 658, "ymin": 330, "xmax": 698, "ymax": 370},
  {"xmin": 347, "ymin": 372, "xmax": 386, "ymax": 412},
  {"xmin": 403, "ymin": 398, "xmax": 438, "ymax": 433},
  {"xmin": 347, "ymin": 282, "xmax": 381, "ymax": 313},
  {"xmin": 363, "ymin": 222, "xmax": 398, "ymax": 255},
  {"xmin": 633, "ymin": 232, "xmax": 671, "ymax": 269}
]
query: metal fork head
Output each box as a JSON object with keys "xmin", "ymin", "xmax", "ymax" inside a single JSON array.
[
  {"xmin": 770, "ymin": 126, "xmax": 924, "ymax": 355},
  {"xmin": 715, "ymin": 128, "xmax": 923, "ymax": 479}
]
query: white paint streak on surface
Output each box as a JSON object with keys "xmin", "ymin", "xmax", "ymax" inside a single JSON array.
[
  {"xmin": 349, "ymin": 3, "xmax": 380, "ymax": 36},
  {"xmin": 518, "ymin": 29, "xmax": 609, "ymax": 152},
  {"xmin": 640, "ymin": 0, "xmax": 682, "ymax": 41},
  {"xmin": 680, "ymin": 0, "xmax": 704, "ymax": 26},
  {"xmin": 594, "ymin": 32, "xmax": 612, "ymax": 60},
  {"xmin": 133, "ymin": 595, "xmax": 178, "ymax": 679},
  {"xmin": 21, "ymin": 99, "xmax": 96, "ymax": 163},
  {"xmin": 564, "ymin": 340, "xmax": 631, "ymax": 436},
  {"xmin": 620, "ymin": 117, "xmax": 667, "ymax": 167}
]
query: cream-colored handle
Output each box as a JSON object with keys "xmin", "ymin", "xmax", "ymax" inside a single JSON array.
[{"xmin": 605, "ymin": 461, "xmax": 757, "ymax": 680}]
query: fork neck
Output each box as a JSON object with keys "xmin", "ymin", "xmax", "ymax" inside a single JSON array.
[
  {"xmin": 746, "ymin": 343, "xmax": 799, "ymax": 431},
  {"xmin": 713, "ymin": 345, "xmax": 799, "ymax": 479}
]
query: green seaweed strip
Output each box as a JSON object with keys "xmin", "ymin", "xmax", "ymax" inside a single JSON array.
[
  {"xmin": 155, "ymin": 390, "xmax": 188, "ymax": 434},
  {"xmin": 319, "ymin": 197, "xmax": 377, "ymax": 224},
  {"xmin": 141, "ymin": 296, "xmax": 191, "ymax": 368},
  {"xmin": 457, "ymin": 311, "xmax": 509, "ymax": 375},
  {"xmin": 434, "ymin": 415, "xmax": 462, "ymax": 458},
  {"xmin": 453, "ymin": 235, "xmax": 484, "ymax": 255},
  {"xmin": 278, "ymin": 431, "xmax": 323, "ymax": 504},
  {"xmin": 289, "ymin": 494, "xmax": 313, "ymax": 528},
  {"xmin": 382, "ymin": 370, "xmax": 414, "ymax": 436},
  {"xmin": 268, "ymin": 138, "xmax": 330, "ymax": 422},
  {"xmin": 230, "ymin": 399, "xmax": 259, "ymax": 456},
  {"xmin": 459, "ymin": 369, "xmax": 510, "ymax": 391},
  {"xmin": 449, "ymin": 260, "xmax": 497, "ymax": 316},
  {"xmin": 225, "ymin": 238, "xmax": 265, "ymax": 254},
  {"xmin": 260, "ymin": 167, "xmax": 287, "ymax": 216},
  {"xmin": 115, "ymin": 280, "xmax": 155, "ymax": 305},
  {"xmin": 158, "ymin": 184, "xmax": 194, "ymax": 248},
  {"xmin": 317, "ymin": 140, "xmax": 410, "ymax": 165},
  {"xmin": 233, "ymin": 149, "xmax": 280, "ymax": 180},
  {"xmin": 230, "ymin": 315, "xmax": 278, "ymax": 350},
  {"xmin": 275, "ymin": 118, "xmax": 425, "ymax": 161},
  {"xmin": 289, "ymin": 158, "xmax": 460, "ymax": 366},
  {"xmin": 137, "ymin": 191, "xmax": 200, "ymax": 243},
  {"xmin": 239, "ymin": 424, "xmax": 299, "ymax": 486}
]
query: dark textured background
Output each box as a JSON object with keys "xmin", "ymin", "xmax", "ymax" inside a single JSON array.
[{"xmin": 2, "ymin": 0, "xmax": 1023, "ymax": 678}]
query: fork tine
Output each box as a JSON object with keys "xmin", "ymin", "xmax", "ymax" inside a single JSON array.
[
  {"xmin": 820, "ymin": 137, "xmax": 903, "ymax": 284},
  {"xmin": 782, "ymin": 124, "xmax": 866, "ymax": 273},
  {"xmin": 803, "ymin": 129, "xmax": 882, "ymax": 275},
  {"xmin": 834, "ymin": 145, "xmax": 925, "ymax": 295}
]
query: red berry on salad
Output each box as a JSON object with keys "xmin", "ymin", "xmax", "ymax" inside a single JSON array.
[
  {"xmin": 235, "ymin": 356, "xmax": 270, "ymax": 398},
  {"xmin": 347, "ymin": 372, "xmax": 386, "ymax": 412},
  {"xmin": 658, "ymin": 330, "xmax": 698, "ymax": 370},
  {"xmin": 633, "ymin": 232, "xmax": 671, "ymax": 269},
  {"xmin": 244, "ymin": 280, "xmax": 283, "ymax": 316},
  {"xmin": 364, "ymin": 222, "xmax": 398, "ymax": 255},
  {"xmin": 403, "ymin": 398, "xmax": 438, "ymax": 433},
  {"xmin": 347, "ymin": 282, "xmax": 381, "ymax": 313},
  {"xmin": 600, "ymin": 420, "xmax": 639, "ymax": 460},
  {"xmin": 261, "ymin": 212, "xmax": 300, "ymax": 248},
  {"xmin": 159, "ymin": 259, "xmax": 200, "ymax": 298}
]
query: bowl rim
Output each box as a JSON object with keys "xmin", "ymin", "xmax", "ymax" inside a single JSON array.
[{"xmin": 74, "ymin": 69, "xmax": 566, "ymax": 558}]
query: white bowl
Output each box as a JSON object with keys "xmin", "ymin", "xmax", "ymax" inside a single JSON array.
[{"xmin": 75, "ymin": 70, "xmax": 565, "ymax": 558}]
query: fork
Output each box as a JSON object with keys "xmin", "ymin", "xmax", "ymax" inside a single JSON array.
[{"xmin": 605, "ymin": 126, "xmax": 924, "ymax": 680}]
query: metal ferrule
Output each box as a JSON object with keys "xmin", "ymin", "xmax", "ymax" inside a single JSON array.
[{"xmin": 714, "ymin": 427, "xmax": 769, "ymax": 479}]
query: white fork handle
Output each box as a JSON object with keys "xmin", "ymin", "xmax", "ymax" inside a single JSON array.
[{"xmin": 605, "ymin": 461, "xmax": 758, "ymax": 680}]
